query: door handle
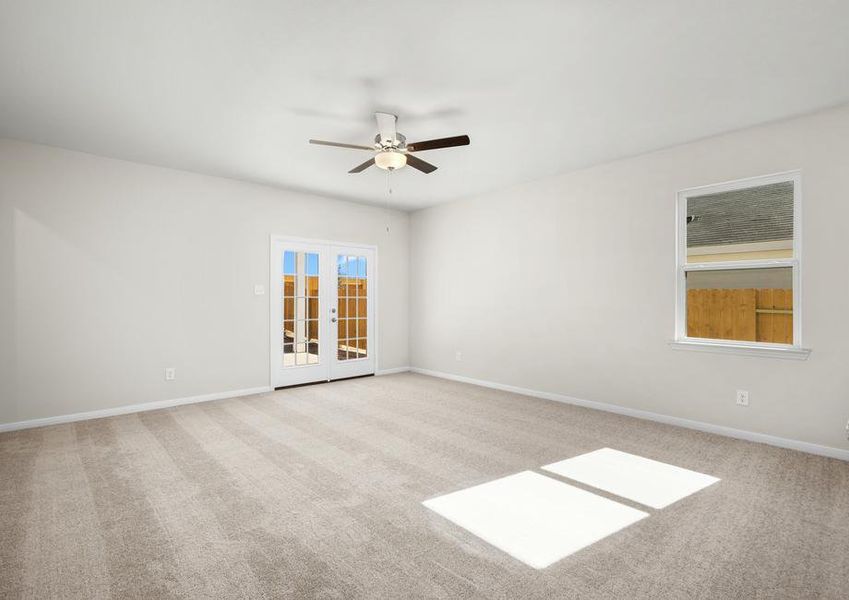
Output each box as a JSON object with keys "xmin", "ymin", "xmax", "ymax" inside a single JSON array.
[{"xmin": 331, "ymin": 317, "xmax": 337, "ymax": 323}]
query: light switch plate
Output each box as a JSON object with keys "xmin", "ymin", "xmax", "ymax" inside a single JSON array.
[{"xmin": 254, "ymin": 284, "xmax": 265, "ymax": 295}]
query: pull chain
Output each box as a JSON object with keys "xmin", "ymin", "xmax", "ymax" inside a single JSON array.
[{"xmin": 385, "ymin": 170, "xmax": 393, "ymax": 234}]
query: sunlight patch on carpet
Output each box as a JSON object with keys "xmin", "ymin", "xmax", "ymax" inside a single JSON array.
[
  {"xmin": 543, "ymin": 448, "xmax": 720, "ymax": 509},
  {"xmin": 422, "ymin": 471, "xmax": 648, "ymax": 569}
]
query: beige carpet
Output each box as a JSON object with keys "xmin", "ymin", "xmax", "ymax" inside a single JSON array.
[{"xmin": 1, "ymin": 373, "xmax": 847, "ymax": 599}]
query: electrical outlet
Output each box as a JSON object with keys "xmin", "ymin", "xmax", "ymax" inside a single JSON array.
[
  {"xmin": 736, "ymin": 390, "xmax": 749, "ymax": 406},
  {"xmin": 165, "ymin": 367, "xmax": 176, "ymax": 381},
  {"xmin": 455, "ymin": 351, "xmax": 463, "ymax": 362}
]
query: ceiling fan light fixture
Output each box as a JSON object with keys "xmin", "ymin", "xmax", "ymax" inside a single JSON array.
[{"xmin": 374, "ymin": 151, "xmax": 407, "ymax": 171}]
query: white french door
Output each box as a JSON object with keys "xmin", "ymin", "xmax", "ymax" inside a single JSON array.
[{"xmin": 271, "ymin": 238, "xmax": 376, "ymax": 388}]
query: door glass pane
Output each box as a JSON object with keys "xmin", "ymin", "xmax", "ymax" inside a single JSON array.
[
  {"xmin": 281, "ymin": 250, "xmax": 319, "ymax": 367},
  {"xmin": 349, "ymin": 338, "xmax": 366, "ymax": 360},
  {"xmin": 686, "ymin": 267, "xmax": 793, "ymax": 344},
  {"xmin": 347, "ymin": 256, "xmax": 357, "ymax": 280},
  {"xmin": 306, "ymin": 276, "xmax": 319, "ymax": 297},
  {"xmin": 337, "ymin": 254, "xmax": 368, "ymax": 361},
  {"xmin": 306, "ymin": 253, "xmax": 319, "ymax": 278},
  {"xmin": 283, "ymin": 296, "xmax": 295, "ymax": 324}
]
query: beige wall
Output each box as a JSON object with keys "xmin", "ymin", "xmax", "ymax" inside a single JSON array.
[
  {"xmin": 0, "ymin": 140, "xmax": 409, "ymax": 425},
  {"xmin": 410, "ymin": 104, "xmax": 849, "ymax": 452}
]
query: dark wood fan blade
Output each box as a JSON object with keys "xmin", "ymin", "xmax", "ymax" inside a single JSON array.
[
  {"xmin": 407, "ymin": 135, "xmax": 470, "ymax": 152},
  {"xmin": 405, "ymin": 154, "xmax": 438, "ymax": 174},
  {"xmin": 348, "ymin": 158, "xmax": 375, "ymax": 173},
  {"xmin": 310, "ymin": 139, "xmax": 374, "ymax": 151}
]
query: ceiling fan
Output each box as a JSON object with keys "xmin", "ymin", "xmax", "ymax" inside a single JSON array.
[{"xmin": 309, "ymin": 112, "xmax": 470, "ymax": 174}]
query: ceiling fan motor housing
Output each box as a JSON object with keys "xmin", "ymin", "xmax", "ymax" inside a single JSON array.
[
  {"xmin": 373, "ymin": 132, "xmax": 408, "ymax": 170},
  {"xmin": 375, "ymin": 132, "xmax": 406, "ymax": 151}
]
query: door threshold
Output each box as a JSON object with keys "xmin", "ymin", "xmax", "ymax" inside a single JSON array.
[{"xmin": 274, "ymin": 373, "xmax": 374, "ymax": 391}]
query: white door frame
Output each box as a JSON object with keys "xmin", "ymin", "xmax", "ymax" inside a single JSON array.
[{"xmin": 268, "ymin": 234, "xmax": 379, "ymax": 389}]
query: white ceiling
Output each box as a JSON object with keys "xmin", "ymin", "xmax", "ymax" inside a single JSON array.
[{"xmin": 2, "ymin": 1, "xmax": 848, "ymax": 210}]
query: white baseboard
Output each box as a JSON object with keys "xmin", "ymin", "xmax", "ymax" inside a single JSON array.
[
  {"xmin": 376, "ymin": 366, "xmax": 411, "ymax": 376},
  {"xmin": 7, "ymin": 368, "xmax": 846, "ymax": 462},
  {"xmin": 0, "ymin": 386, "xmax": 273, "ymax": 433},
  {"xmin": 409, "ymin": 368, "xmax": 849, "ymax": 462},
  {"xmin": 1, "ymin": 369, "xmax": 412, "ymax": 433}
]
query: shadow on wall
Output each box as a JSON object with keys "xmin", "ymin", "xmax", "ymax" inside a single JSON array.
[{"xmin": 0, "ymin": 202, "xmax": 15, "ymax": 421}]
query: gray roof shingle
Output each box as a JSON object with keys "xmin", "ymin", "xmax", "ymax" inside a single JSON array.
[{"xmin": 687, "ymin": 181, "xmax": 793, "ymax": 247}]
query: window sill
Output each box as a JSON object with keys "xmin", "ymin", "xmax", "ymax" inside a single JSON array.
[{"xmin": 669, "ymin": 339, "xmax": 811, "ymax": 360}]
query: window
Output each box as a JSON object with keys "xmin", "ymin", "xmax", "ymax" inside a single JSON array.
[{"xmin": 674, "ymin": 171, "xmax": 809, "ymax": 359}]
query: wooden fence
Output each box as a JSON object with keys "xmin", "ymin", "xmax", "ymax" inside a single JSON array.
[{"xmin": 687, "ymin": 288, "xmax": 792, "ymax": 344}]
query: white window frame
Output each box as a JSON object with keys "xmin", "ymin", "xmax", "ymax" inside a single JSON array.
[{"xmin": 671, "ymin": 170, "xmax": 811, "ymax": 360}]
